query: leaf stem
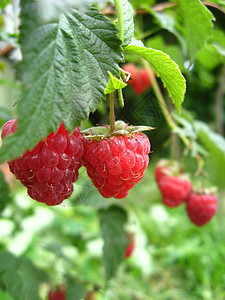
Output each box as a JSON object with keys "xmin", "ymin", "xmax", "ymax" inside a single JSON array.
[
  {"xmin": 110, "ymin": 93, "xmax": 115, "ymax": 133},
  {"xmin": 142, "ymin": 59, "xmax": 190, "ymax": 148},
  {"xmin": 114, "ymin": 0, "xmax": 124, "ymax": 42}
]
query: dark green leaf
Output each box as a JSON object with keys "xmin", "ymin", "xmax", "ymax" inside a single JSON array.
[
  {"xmin": 0, "ymin": 252, "xmax": 49, "ymax": 300},
  {"xmin": 0, "ymin": 7, "xmax": 123, "ymax": 163},
  {"xmin": 176, "ymin": 0, "xmax": 214, "ymax": 62},
  {"xmin": 99, "ymin": 205, "xmax": 128, "ymax": 279},
  {"xmin": 125, "ymin": 41, "xmax": 186, "ymax": 113},
  {"xmin": 0, "ymin": 170, "xmax": 10, "ymax": 213}
]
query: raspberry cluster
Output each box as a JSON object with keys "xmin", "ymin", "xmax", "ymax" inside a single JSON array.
[
  {"xmin": 123, "ymin": 64, "xmax": 152, "ymax": 95},
  {"xmin": 82, "ymin": 133, "xmax": 150, "ymax": 199},
  {"xmin": 155, "ymin": 160, "xmax": 218, "ymax": 226},
  {"xmin": 1, "ymin": 119, "xmax": 84, "ymax": 206}
]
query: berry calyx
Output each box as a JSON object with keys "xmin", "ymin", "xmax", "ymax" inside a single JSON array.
[
  {"xmin": 1, "ymin": 119, "xmax": 84, "ymax": 206},
  {"xmin": 82, "ymin": 121, "xmax": 152, "ymax": 199},
  {"xmin": 186, "ymin": 192, "xmax": 218, "ymax": 226}
]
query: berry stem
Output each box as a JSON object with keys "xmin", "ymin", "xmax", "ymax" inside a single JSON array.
[
  {"xmin": 142, "ymin": 59, "xmax": 190, "ymax": 148},
  {"xmin": 118, "ymin": 88, "xmax": 124, "ymax": 108},
  {"xmin": 113, "ymin": 0, "xmax": 124, "ymax": 42},
  {"xmin": 110, "ymin": 92, "xmax": 115, "ymax": 133}
]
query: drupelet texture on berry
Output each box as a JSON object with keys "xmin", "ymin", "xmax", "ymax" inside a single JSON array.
[
  {"xmin": 155, "ymin": 160, "xmax": 191, "ymax": 207},
  {"xmin": 1, "ymin": 119, "xmax": 84, "ymax": 206},
  {"xmin": 158, "ymin": 175, "xmax": 192, "ymax": 207},
  {"xmin": 186, "ymin": 193, "xmax": 218, "ymax": 226},
  {"xmin": 82, "ymin": 133, "xmax": 150, "ymax": 199}
]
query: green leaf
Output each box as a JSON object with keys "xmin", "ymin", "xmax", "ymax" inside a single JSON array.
[
  {"xmin": 121, "ymin": 0, "xmax": 134, "ymax": 47},
  {"xmin": 195, "ymin": 121, "xmax": 225, "ymax": 189},
  {"xmin": 66, "ymin": 276, "xmax": 85, "ymax": 300},
  {"xmin": 146, "ymin": 8, "xmax": 186, "ymax": 51},
  {"xmin": 0, "ymin": 7, "xmax": 123, "ymax": 163},
  {"xmin": 176, "ymin": 0, "xmax": 214, "ymax": 62},
  {"xmin": 105, "ymin": 71, "xmax": 127, "ymax": 94},
  {"xmin": 0, "ymin": 253, "xmax": 49, "ymax": 300},
  {"xmin": 0, "ymin": 170, "xmax": 10, "ymax": 213},
  {"xmin": 99, "ymin": 205, "xmax": 128, "ymax": 279},
  {"xmin": 125, "ymin": 42, "xmax": 186, "ymax": 113}
]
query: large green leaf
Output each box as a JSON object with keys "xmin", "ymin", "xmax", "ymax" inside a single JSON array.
[
  {"xmin": 99, "ymin": 205, "xmax": 128, "ymax": 279},
  {"xmin": 0, "ymin": 7, "xmax": 123, "ymax": 163},
  {"xmin": 0, "ymin": 170, "xmax": 10, "ymax": 213},
  {"xmin": 0, "ymin": 252, "xmax": 49, "ymax": 300},
  {"xmin": 195, "ymin": 121, "xmax": 225, "ymax": 189},
  {"xmin": 176, "ymin": 0, "xmax": 214, "ymax": 62},
  {"xmin": 125, "ymin": 41, "xmax": 186, "ymax": 113}
]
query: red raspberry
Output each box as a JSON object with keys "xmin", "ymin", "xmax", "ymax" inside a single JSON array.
[
  {"xmin": 82, "ymin": 133, "xmax": 150, "ymax": 199},
  {"xmin": 158, "ymin": 176, "xmax": 192, "ymax": 207},
  {"xmin": 1, "ymin": 119, "xmax": 84, "ymax": 206},
  {"xmin": 186, "ymin": 193, "xmax": 218, "ymax": 226},
  {"xmin": 125, "ymin": 242, "xmax": 135, "ymax": 258},
  {"xmin": 123, "ymin": 64, "xmax": 152, "ymax": 95},
  {"xmin": 48, "ymin": 286, "xmax": 66, "ymax": 300}
]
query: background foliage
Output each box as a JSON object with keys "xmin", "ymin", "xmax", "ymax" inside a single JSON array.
[{"xmin": 0, "ymin": 0, "xmax": 225, "ymax": 299}]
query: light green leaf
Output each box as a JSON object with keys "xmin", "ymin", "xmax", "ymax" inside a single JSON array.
[
  {"xmin": 125, "ymin": 42, "xmax": 186, "ymax": 113},
  {"xmin": 99, "ymin": 205, "xmax": 128, "ymax": 279},
  {"xmin": 0, "ymin": 170, "xmax": 10, "ymax": 213},
  {"xmin": 177, "ymin": 0, "xmax": 214, "ymax": 62},
  {"xmin": 105, "ymin": 71, "xmax": 127, "ymax": 94},
  {"xmin": 195, "ymin": 121, "xmax": 225, "ymax": 188},
  {"xmin": 121, "ymin": 0, "xmax": 134, "ymax": 47},
  {"xmin": 0, "ymin": 7, "xmax": 123, "ymax": 163}
]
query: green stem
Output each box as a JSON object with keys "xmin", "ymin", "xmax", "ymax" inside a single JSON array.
[
  {"xmin": 110, "ymin": 93, "xmax": 115, "ymax": 133},
  {"xmin": 118, "ymin": 88, "xmax": 124, "ymax": 107},
  {"xmin": 114, "ymin": 0, "xmax": 124, "ymax": 42},
  {"xmin": 142, "ymin": 59, "xmax": 190, "ymax": 148}
]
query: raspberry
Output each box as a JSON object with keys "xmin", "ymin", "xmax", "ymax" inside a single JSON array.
[
  {"xmin": 158, "ymin": 175, "xmax": 192, "ymax": 207},
  {"xmin": 1, "ymin": 119, "xmax": 84, "ymax": 206},
  {"xmin": 123, "ymin": 64, "xmax": 152, "ymax": 95},
  {"xmin": 125, "ymin": 242, "xmax": 135, "ymax": 258},
  {"xmin": 48, "ymin": 286, "xmax": 66, "ymax": 300},
  {"xmin": 82, "ymin": 133, "xmax": 150, "ymax": 199},
  {"xmin": 186, "ymin": 193, "xmax": 218, "ymax": 226}
]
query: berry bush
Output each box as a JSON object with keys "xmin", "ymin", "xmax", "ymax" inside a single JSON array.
[{"xmin": 0, "ymin": 0, "xmax": 224, "ymax": 299}]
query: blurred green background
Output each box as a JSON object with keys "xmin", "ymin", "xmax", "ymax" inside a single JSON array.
[{"xmin": 0, "ymin": 0, "xmax": 225, "ymax": 299}]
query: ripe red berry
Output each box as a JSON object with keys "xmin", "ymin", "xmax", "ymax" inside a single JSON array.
[
  {"xmin": 186, "ymin": 193, "xmax": 218, "ymax": 226},
  {"xmin": 125, "ymin": 242, "xmax": 135, "ymax": 258},
  {"xmin": 139, "ymin": 69, "xmax": 151, "ymax": 88},
  {"xmin": 1, "ymin": 119, "xmax": 84, "ymax": 206},
  {"xmin": 122, "ymin": 63, "xmax": 138, "ymax": 84},
  {"xmin": 48, "ymin": 286, "xmax": 66, "ymax": 300},
  {"xmin": 82, "ymin": 133, "xmax": 150, "ymax": 199},
  {"xmin": 123, "ymin": 64, "xmax": 153, "ymax": 95},
  {"xmin": 158, "ymin": 175, "xmax": 192, "ymax": 207}
]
